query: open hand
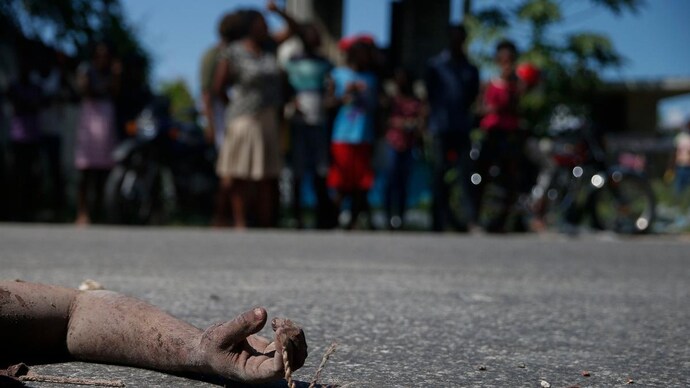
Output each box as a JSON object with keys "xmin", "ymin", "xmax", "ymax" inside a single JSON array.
[
  {"xmin": 266, "ymin": 1, "xmax": 280, "ymax": 13},
  {"xmin": 198, "ymin": 307, "xmax": 308, "ymax": 383}
]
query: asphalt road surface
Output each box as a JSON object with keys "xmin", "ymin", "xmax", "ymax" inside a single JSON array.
[{"xmin": 1, "ymin": 224, "xmax": 689, "ymax": 387}]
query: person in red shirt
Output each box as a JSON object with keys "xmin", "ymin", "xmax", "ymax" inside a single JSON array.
[
  {"xmin": 474, "ymin": 40, "xmax": 527, "ymax": 232},
  {"xmin": 383, "ymin": 68, "xmax": 424, "ymax": 230}
]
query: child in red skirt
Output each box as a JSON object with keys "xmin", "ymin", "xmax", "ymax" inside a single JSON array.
[{"xmin": 327, "ymin": 38, "xmax": 379, "ymax": 229}]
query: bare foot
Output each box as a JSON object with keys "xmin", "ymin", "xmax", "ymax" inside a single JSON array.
[
  {"xmin": 530, "ymin": 218, "xmax": 547, "ymax": 233},
  {"xmin": 75, "ymin": 213, "xmax": 91, "ymax": 227}
]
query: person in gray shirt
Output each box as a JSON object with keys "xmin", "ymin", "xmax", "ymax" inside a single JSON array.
[{"xmin": 212, "ymin": 2, "xmax": 298, "ymax": 229}]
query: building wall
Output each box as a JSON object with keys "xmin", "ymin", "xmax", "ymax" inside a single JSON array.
[
  {"xmin": 625, "ymin": 93, "xmax": 660, "ymax": 133},
  {"xmin": 390, "ymin": 0, "xmax": 450, "ymax": 78}
]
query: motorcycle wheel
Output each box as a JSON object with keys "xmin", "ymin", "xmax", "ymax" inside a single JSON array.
[
  {"xmin": 590, "ymin": 170, "xmax": 656, "ymax": 234},
  {"xmin": 104, "ymin": 166, "xmax": 128, "ymax": 224},
  {"xmin": 540, "ymin": 167, "xmax": 584, "ymax": 228},
  {"xmin": 104, "ymin": 165, "xmax": 173, "ymax": 225}
]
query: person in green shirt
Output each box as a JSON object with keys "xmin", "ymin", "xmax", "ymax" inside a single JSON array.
[{"xmin": 283, "ymin": 23, "xmax": 334, "ymax": 229}]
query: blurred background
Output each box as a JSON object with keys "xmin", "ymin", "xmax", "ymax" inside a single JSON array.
[{"xmin": 1, "ymin": 0, "xmax": 689, "ymax": 234}]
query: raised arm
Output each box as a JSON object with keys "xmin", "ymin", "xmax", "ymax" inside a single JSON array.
[
  {"xmin": 267, "ymin": 1, "xmax": 299, "ymax": 45},
  {"xmin": 0, "ymin": 280, "xmax": 307, "ymax": 384}
]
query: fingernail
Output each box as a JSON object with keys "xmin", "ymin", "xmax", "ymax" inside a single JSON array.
[{"xmin": 254, "ymin": 308, "xmax": 264, "ymax": 319}]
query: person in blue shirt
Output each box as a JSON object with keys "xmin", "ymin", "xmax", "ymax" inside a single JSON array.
[
  {"xmin": 425, "ymin": 24, "xmax": 480, "ymax": 232},
  {"xmin": 327, "ymin": 38, "xmax": 379, "ymax": 229},
  {"xmin": 284, "ymin": 23, "xmax": 334, "ymax": 229}
]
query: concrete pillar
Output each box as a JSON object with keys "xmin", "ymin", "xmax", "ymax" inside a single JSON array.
[
  {"xmin": 389, "ymin": 0, "xmax": 450, "ymax": 78},
  {"xmin": 285, "ymin": 0, "xmax": 315, "ymax": 21}
]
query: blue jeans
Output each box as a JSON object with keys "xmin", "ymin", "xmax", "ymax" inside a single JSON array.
[
  {"xmin": 384, "ymin": 145, "xmax": 413, "ymax": 222},
  {"xmin": 431, "ymin": 132, "xmax": 474, "ymax": 231},
  {"xmin": 675, "ymin": 166, "xmax": 690, "ymax": 196}
]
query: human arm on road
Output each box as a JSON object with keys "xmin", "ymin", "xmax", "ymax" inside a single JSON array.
[{"xmin": 0, "ymin": 280, "xmax": 307, "ymax": 384}]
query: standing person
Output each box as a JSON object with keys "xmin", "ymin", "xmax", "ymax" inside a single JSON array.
[
  {"xmin": 383, "ymin": 68, "xmax": 424, "ymax": 230},
  {"xmin": 202, "ymin": 11, "xmax": 246, "ymax": 227},
  {"xmin": 74, "ymin": 42, "xmax": 121, "ymax": 225},
  {"xmin": 7, "ymin": 53, "xmax": 43, "ymax": 221},
  {"xmin": 474, "ymin": 40, "xmax": 525, "ymax": 233},
  {"xmin": 327, "ymin": 39, "xmax": 379, "ymax": 230},
  {"xmin": 425, "ymin": 24, "xmax": 480, "ymax": 232},
  {"xmin": 670, "ymin": 120, "xmax": 690, "ymax": 198},
  {"xmin": 283, "ymin": 23, "xmax": 333, "ymax": 229},
  {"xmin": 37, "ymin": 49, "xmax": 77, "ymax": 221},
  {"xmin": 212, "ymin": 2, "xmax": 298, "ymax": 229}
]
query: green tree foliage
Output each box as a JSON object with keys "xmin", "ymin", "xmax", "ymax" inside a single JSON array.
[
  {"xmin": 159, "ymin": 79, "xmax": 196, "ymax": 123},
  {"xmin": 0, "ymin": 0, "xmax": 149, "ymax": 74},
  {"xmin": 464, "ymin": 0, "xmax": 644, "ymax": 131}
]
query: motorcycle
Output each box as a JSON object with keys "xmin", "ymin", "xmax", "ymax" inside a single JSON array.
[
  {"xmin": 529, "ymin": 105, "xmax": 656, "ymax": 234},
  {"xmin": 104, "ymin": 97, "xmax": 217, "ymax": 225},
  {"xmin": 455, "ymin": 105, "xmax": 656, "ymax": 234}
]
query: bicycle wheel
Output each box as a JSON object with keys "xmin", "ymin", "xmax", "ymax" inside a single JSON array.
[
  {"xmin": 104, "ymin": 165, "xmax": 173, "ymax": 225},
  {"xmin": 590, "ymin": 170, "xmax": 656, "ymax": 234}
]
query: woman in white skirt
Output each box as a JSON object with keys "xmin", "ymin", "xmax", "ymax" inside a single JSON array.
[{"xmin": 213, "ymin": 3, "xmax": 297, "ymax": 228}]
